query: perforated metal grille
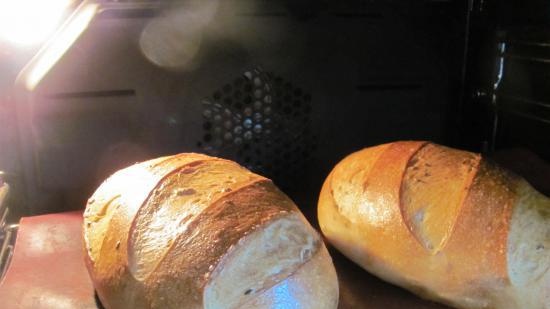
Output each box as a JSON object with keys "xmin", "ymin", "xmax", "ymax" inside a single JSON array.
[{"xmin": 197, "ymin": 68, "xmax": 316, "ymax": 187}]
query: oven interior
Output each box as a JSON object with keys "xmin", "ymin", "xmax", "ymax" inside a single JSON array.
[{"xmin": 0, "ymin": 0, "xmax": 550, "ymax": 304}]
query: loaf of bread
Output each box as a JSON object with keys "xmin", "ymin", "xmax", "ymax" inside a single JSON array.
[
  {"xmin": 318, "ymin": 141, "xmax": 550, "ymax": 309},
  {"xmin": 83, "ymin": 153, "xmax": 338, "ymax": 309}
]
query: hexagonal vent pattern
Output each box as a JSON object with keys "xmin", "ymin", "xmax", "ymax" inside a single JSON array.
[{"xmin": 197, "ymin": 67, "xmax": 316, "ymax": 187}]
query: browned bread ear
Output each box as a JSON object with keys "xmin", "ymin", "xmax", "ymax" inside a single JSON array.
[
  {"xmin": 84, "ymin": 153, "xmax": 339, "ymax": 309},
  {"xmin": 319, "ymin": 141, "xmax": 550, "ymax": 309}
]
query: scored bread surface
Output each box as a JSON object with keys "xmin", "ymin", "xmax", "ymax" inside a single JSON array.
[
  {"xmin": 319, "ymin": 141, "xmax": 550, "ymax": 309},
  {"xmin": 84, "ymin": 154, "xmax": 338, "ymax": 309}
]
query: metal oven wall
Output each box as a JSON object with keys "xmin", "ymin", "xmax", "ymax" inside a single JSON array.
[{"xmin": 2, "ymin": 0, "xmax": 467, "ymax": 217}]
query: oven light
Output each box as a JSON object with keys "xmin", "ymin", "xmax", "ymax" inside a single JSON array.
[
  {"xmin": 0, "ymin": 0, "xmax": 73, "ymax": 47},
  {"xmin": 25, "ymin": 3, "xmax": 98, "ymax": 90}
]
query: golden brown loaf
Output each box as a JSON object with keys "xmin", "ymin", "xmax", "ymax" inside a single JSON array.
[
  {"xmin": 318, "ymin": 141, "xmax": 550, "ymax": 309},
  {"xmin": 83, "ymin": 153, "xmax": 338, "ymax": 309}
]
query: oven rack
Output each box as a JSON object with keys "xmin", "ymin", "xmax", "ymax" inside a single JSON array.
[
  {"xmin": 494, "ymin": 38, "xmax": 550, "ymax": 127},
  {"xmin": 0, "ymin": 224, "xmax": 17, "ymax": 281},
  {"xmin": 0, "ymin": 175, "xmax": 17, "ymax": 282}
]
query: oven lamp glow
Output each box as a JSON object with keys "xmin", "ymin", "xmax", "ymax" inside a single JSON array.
[
  {"xmin": 0, "ymin": 0, "xmax": 73, "ymax": 46},
  {"xmin": 25, "ymin": 3, "xmax": 98, "ymax": 90}
]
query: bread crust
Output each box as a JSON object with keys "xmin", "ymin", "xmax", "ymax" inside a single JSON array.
[
  {"xmin": 84, "ymin": 153, "xmax": 338, "ymax": 309},
  {"xmin": 319, "ymin": 141, "xmax": 528, "ymax": 308},
  {"xmin": 84, "ymin": 154, "xmax": 210, "ymax": 308},
  {"xmin": 238, "ymin": 245, "xmax": 339, "ymax": 309}
]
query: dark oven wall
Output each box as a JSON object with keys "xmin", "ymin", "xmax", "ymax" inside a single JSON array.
[{"xmin": 6, "ymin": 0, "xmax": 467, "ymax": 217}]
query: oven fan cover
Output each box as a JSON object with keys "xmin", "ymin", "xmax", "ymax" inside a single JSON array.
[{"xmin": 197, "ymin": 67, "xmax": 317, "ymax": 188}]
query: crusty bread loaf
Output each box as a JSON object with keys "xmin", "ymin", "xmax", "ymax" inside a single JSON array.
[
  {"xmin": 318, "ymin": 141, "xmax": 550, "ymax": 309},
  {"xmin": 83, "ymin": 153, "xmax": 338, "ymax": 309}
]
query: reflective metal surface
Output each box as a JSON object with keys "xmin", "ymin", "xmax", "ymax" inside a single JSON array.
[
  {"xmin": 0, "ymin": 172, "xmax": 8, "ymax": 229},
  {"xmin": 0, "ymin": 172, "xmax": 16, "ymax": 282},
  {"xmin": 0, "ymin": 224, "xmax": 17, "ymax": 281}
]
